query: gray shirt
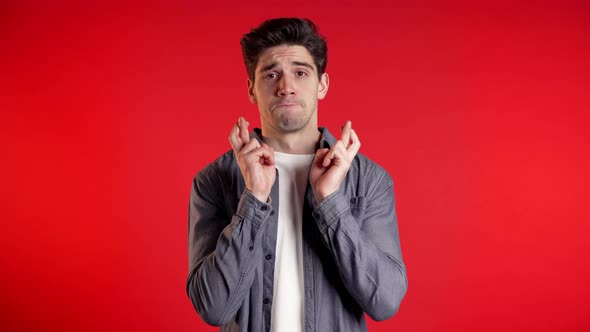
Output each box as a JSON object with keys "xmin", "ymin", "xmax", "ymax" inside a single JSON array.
[{"xmin": 186, "ymin": 128, "xmax": 408, "ymax": 332}]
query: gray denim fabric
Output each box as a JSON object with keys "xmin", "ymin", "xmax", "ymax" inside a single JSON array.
[{"xmin": 187, "ymin": 127, "xmax": 407, "ymax": 332}]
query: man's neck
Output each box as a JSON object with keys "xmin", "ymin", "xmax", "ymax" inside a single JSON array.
[{"xmin": 260, "ymin": 126, "xmax": 320, "ymax": 154}]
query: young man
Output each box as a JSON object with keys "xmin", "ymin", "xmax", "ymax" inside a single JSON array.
[{"xmin": 187, "ymin": 18, "xmax": 407, "ymax": 332}]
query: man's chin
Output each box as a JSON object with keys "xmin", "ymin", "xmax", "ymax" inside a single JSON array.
[
  {"xmin": 277, "ymin": 123, "xmax": 304, "ymax": 133},
  {"xmin": 276, "ymin": 118, "xmax": 307, "ymax": 133}
]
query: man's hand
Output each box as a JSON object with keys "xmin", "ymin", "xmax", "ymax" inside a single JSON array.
[
  {"xmin": 229, "ymin": 117, "xmax": 276, "ymax": 202},
  {"xmin": 310, "ymin": 121, "xmax": 361, "ymax": 203}
]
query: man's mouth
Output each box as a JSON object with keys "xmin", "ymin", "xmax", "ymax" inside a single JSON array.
[{"xmin": 272, "ymin": 102, "xmax": 301, "ymax": 111}]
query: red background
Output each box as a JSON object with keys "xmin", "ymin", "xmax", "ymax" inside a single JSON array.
[{"xmin": 1, "ymin": 1, "xmax": 589, "ymax": 331}]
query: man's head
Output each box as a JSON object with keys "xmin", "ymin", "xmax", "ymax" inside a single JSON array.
[
  {"xmin": 239, "ymin": 18, "xmax": 330, "ymax": 136},
  {"xmin": 240, "ymin": 18, "xmax": 328, "ymax": 82}
]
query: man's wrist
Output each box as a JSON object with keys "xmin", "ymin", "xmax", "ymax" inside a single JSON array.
[
  {"xmin": 248, "ymin": 188, "xmax": 270, "ymax": 203},
  {"xmin": 313, "ymin": 189, "xmax": 334, "ymax": 204}
]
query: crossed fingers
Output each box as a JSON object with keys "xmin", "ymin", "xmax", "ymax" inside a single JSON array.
[
  {"xmin": 322, "ymin": 120, "xmax": 361, "ymax": 167},
  {"xmin": 228, "ymin": 116, "xmax": 251, "ymax": 154},
  {"xmin": 228, "ymin": 116, "xmax": 275, "ymax": 165}
]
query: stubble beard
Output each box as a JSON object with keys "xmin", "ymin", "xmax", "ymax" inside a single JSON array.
[
  {"xmin": 277, "ymin": 113, "xmax": 307, "ymax": 132},
  {"xmin": 275, "ymin": 105, "xmax": 317, "ymax": 133}
]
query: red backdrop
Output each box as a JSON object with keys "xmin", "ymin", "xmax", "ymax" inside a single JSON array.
[{"xmin": 1, "ymin": 1, "xmax": 589, "ymax": 331}]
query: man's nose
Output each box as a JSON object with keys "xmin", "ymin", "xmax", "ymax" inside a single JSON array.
[{"xmin": 277, "ymin": 75, "xmax": 295, "ymax": 97}]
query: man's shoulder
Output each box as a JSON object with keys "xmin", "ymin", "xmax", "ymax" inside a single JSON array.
[
  {"xmin": 194, "ymin": 149, "xmax": 238, "ymax": 182},
  {"xmin": 350, "ymin": 152, "xmax": 394, "ymax": 191},
  {"xmin": 353, "ymin": 152, "xmax": 391, "ymax": 177}
]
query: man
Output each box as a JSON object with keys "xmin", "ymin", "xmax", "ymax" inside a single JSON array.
[{"xmin": 187, "ymin": 18, "xmax": 407, "ymax": 332}]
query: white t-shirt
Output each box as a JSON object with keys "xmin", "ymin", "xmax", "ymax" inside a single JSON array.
[{"xmin": 270, "ymin": 151, "xmax": 315, "ymax": 332}]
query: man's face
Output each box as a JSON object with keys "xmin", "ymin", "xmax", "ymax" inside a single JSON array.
[{"xmin": 248, "ymin": 44, "xmax": 329, "ymax": 134}]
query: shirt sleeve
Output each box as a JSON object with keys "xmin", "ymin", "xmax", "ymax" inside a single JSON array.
[
  {"xmin": 312, "ymin": 167, "xmax": 408, "ymax": 321},
  {"xmin": 186, "ymin": 165, "xmax": 272, "ymax": 326}
]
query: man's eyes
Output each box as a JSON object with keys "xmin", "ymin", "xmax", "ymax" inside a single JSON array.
[{"xmin": 263, "ymin": 71, "xmax": 309, "ymax": 80}]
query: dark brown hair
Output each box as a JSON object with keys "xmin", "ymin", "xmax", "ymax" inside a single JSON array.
[{"xmin": 240, "ymin": 18, "xmax": 328, "ymax": 81}]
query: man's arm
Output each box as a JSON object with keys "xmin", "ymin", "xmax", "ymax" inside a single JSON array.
[
  {"xmin": 186, "ymin": 172, "xmax": 272, "ymax": 326},
  {"xmin": 309, "ymin": 121, "xmax": 408, "ymax": 321},
  {"xmin": 186, "ymin": 117, "xmax": 276, "ymax": 326},
  {"xmin": 312, "ymin": 169, "xmax": 407, "ymax": 321}
]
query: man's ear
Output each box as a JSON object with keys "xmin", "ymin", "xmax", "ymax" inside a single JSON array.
[
  {"xmin": 317, "ymin": 73, "xmax": 329, "ymax": 100},
  {"xmin": 247, "ymin": 79, "xmax": 256, "ymax": 103}
]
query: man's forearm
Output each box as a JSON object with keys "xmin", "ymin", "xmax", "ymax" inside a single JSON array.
[
  {"xmin": 312, "ymin": 185, "xmax": 408, "ymax": 321},
  {"xmin": 187, "ymin": 182, "xmax": 272, "ymax": 326}
]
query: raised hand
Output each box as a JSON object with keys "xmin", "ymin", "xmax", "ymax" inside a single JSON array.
[
  {"xmin": 228, "ymin": 117, "xmax": 276, "ymax": 202},
  {"xmin": 309, "ymin": 121, "xmax": 361, "ymax": 203}
]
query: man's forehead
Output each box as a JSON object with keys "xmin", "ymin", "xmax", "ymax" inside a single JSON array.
[{"xmin": 256, "ymin": 45, "xmax": 315, "ymax": 71}]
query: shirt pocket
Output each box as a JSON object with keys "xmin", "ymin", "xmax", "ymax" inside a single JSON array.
[{"xmin": 349, "ymin": 196, "xmax": 366, "ymax": 220}]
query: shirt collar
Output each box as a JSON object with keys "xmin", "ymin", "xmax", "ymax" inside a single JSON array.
[{"xmin": 250, "ymin": 127, "xmax": 337, "ymax": 150}]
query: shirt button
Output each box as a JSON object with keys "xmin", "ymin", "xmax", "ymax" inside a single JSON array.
[
  {"xmin": 265, "ymin": 254, "xmax": 272, "ymax": 260},
  {"xmin": 263, "ymin": 298, "xmax": 270, "ymax": 304},
  {"xmin": 350, "ymin": 197, "xmax": 357, "ymax": 204},
  {"xmin": 270, "ymin": 210, "xmax": 275, "ymax": 216},
  {"xmin": 261, "ymin": 205, "xmax": 268, "ymax": 211},
  {"xmin": 249, "ymin": 246, "xmax": 254, "ymax": 251}
]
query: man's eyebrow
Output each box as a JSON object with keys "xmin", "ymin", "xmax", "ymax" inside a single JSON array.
[
  {"xmin": 292, "ymin": 61, "xmax": 315, "ymax": 71},
  {"xmin": 259, "ymin": 61, "xmax": 315, "ymax": 73},
  {"xmin": 260, "ymin": 62, "xmax": 278, "ymax": 73}
]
